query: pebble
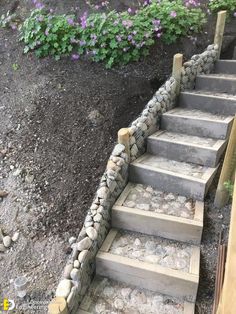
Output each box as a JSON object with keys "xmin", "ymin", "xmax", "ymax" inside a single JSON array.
[
  {"xmin": 124, "ymin": 201, "xmax": 135, "ymax": 208},
  {"xmin": 86, "ymin": 227, "xmax": 98, "ymax": 240},
  {"xmin": 97, "ymin": 187, "xmax": 109, "ymax": 199},
  {"xmin": 74, "ymin": 260, "xmax": 80, "ymax": 268},
  {"xmin": 12, "ymin": 232, "xmax": 20, "ymax": 242},
  {"xmin": 112, "ymin": 144, "xmax": 125, "ymax": 156},
  {"xmin": 13, "ymin": 169, "xmax": 22, "ymax": 177},
  {"xmin": 144, "ymin": 255, "xmax": 160, "ymax": 264},
  {"xmin": 70, "ymin": 268, "xmax": 81, "ymax": 282},
  {"xmin": 114, "ymin": 298, "xmax": 124, "ymax": 310},
  {"xmin": 121, "ymin": 287, "xmax": 132, "ymax": 299},
  {"xmin": 137, "ymin": 203, "xmax": 150, "ymax": 211},
  {"xmin": 63, "ymin": 264, "xmax": 73, "ymax": 279},
  {"xmin": 67, "ymin": 286, "xmax": 78, "ymax": 309},
  {"xmin": 56, "ymin": 279, "xmax": 72, "ymax": 298},
  {"xmin": 93, "ymin": 213, "xmax": 102, "ymax": 222},
  {"xmin": 78, "ymin": 250, "xmax": 88, "ymax": 263},
  {"xmin": 0, "ymin": 244, "xmax": 6, "ymax": 252},
  {"xmin": 69, "ymin": 237, "xmax": 76, "ymax": 245},
  {"xmin": 134, "ymin": 238, "xmax": 141, "ymax": 247},
  {"xmin": 77, "ymin": 237, "xmax": 92, "ymax": 251},
  {"xmin": 3, "ymin": 236, "xmax": 11, "ymax": 248},
  {"xmin": 103, "ymin": 286, "xmax": 114, "ymax": 297}
]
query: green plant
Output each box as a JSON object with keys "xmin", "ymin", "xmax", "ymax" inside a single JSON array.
[
  {"xmin": 20, "ymin": 0, "xmax": 206, "ymax": 67},
  {"xmin": 0, "ymin": 11, "xmax": 18, "ymax": 29},
  {"xmin": 209, "ymin": 0, "xmax": 236, "ymax": 14},
  {"xmin": 224, "ymin": 180, "xmax": 234, "ymax": 198},
  {"xmin": 12, "ymin": 63, "xmax": 19, "ymax": 71}
]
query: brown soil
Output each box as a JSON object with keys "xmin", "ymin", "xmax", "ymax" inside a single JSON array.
[{"xmin": 0, "ymin": 0, "xmax": 236, "ymax": 313}]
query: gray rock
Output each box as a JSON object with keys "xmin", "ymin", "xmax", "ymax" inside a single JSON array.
[
  {"xmin": 93, "ymin": 213, "xmax": 102, "ymax": 222},
  {"xmin": 88, "ymin": 110, "xmax": 105, "ymax": 126},
  {"xmin": 63, "ymin": 264, "xmax": 73, "ymax": 279},
  {"xmin": 114, "ymin": 298, "xmax": 124, "ymax": 310},
  {"xmin": 97, "ymin": 186, "xmax": 109, "ymax": 199},
  {"xmin": 3, "ymin": 236, "xmax": 11, "ymax": 248},
  {"xmin": 73, "ymin": 260, "xmax": 80, "ymax": 268},
  {"xmin": 12, "ymin": 232, "xmax": 20, "ymax": 242},
  {"xmin": 56, "ymin": 279, "xmax": 72, "ymax": 298},
  {"xmin": 77, "ymin": 237, "xmax": 92, "ymax": 251},
  {"xmin": 86, "ymin": 227, "xmax": 98, "ymax": 240},
  {"xmin": 112, "ymin": 144, "xmax": 125, "ymax": 156},
  {"xmin": 0, "ymin": 244, "xmax": 6, "ymax": 252},
  {"xmin": 67, "ymin": 286, "xmax": 78, "ymax": 310},
  {"xmin": 78, "ymin": 250, "xmax": 89, "ymax": 263},
  {"xmin": 69, "ymin": 237, "xmax": 76, "ymax": 245},
  {"xmin": 70, "ymin": 268, "xmax": 81, "ymax": 282}
]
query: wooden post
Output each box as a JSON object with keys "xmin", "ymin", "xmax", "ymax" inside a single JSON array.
[
  {"xmin": 214, "ymin": 116, "xmax": 236, "ymax": 208},
  {"xmin": 217, "ymin": 174, "xmax": 236, "ymax": 314},
  {"xmin": 48, "ymin": 297, "xmax": 68, "ymax": 314},
  {"xmin": 172, "ymin": 53, "xmax": 183, "ymax": 94},
  {"xmin": 118, "ymin": 128, "xmax": 130, "ymax": 162},
  {"xmin": 214, "ymin": 11, "xmax": 227, "ymax": 59}
]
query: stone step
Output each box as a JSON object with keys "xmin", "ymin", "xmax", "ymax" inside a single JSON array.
[
  {"xmin": 214, "ymin": 60, "xmax": 236, "ymax": 75},
  {"xmin": 129, "ymin": 154, "xmax": 218, "ymax": 200},
  {"xmin": 78, "ymin": 275, "xmax": 195, "ymax": 314},
  {"xmin": 147, "ymin": 130, "xmax": 227, "ymax": 167},
  {"xmin": 161, "ymin": 108, "xmax": 233, "ymax": 139},
  {"xmin": 195, "ymin": 74, "xmax": 236, "ymax": 94},
  {"xmin": 112, "ymin": 183, "xmax": 203, "ymax": 244},
  {"xmin": 96, "ymin": 229, "xmax": 200, "ymax": 302},
  {"xmin": 179, "ymin": 91, "xmax": 236, "ymax": 115}
]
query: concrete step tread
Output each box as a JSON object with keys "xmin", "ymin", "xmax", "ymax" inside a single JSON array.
[
  {"xmin": 180, "ymin": 90, "xmax": 236, "ymax": 100},
  {"xmin": 103, "ymin": 229, "xmax": 200, "ymax": 275},
  {"xmin": 115, "ymin": 182, "xmax": 201, "ymax": 221},
  {"xmin": 149, "ymin": 130, "xmax": 225, "ymax": 150},
  {"xmin": 79, "ymin": 275, "xmax": 195, "ymax": 314},
  {"xmin": 197, "ymin": 73, "xmax": 236, "ymax": 79},
  {"xmin": 163, "ymin": 108, "xmax": 232, "ymax": 122},
  {"xmin": 132, "ymin": 153, "xmax": 217, "ymax": 182}
]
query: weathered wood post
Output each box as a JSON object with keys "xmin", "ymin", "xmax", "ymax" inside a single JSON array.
[
  {"xmin": 214, "ymin": 10, "xmax": 227, "ymax": 59},
  {"xmin": 118, "ymin": 128, "xmax": 130, "ymax": 162},
  {"xmin": 172, "ymin": 53, "xmax": 183, "ymax": 94},
  {"xmin": 214, "ymin": 115, "xmax": 236, "ymax": 208},
  {"xmin": 217, "ymin": 174, "xmax": 236, "ymax": 314},
  {"xmin": 48, "ymin": 297, "xmax": 68, "ymax": 314}
]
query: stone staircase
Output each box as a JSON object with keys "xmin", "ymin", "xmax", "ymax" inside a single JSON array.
[{"xmin": 78, "ymin": 59, "xmax": 236, "ymax": 313}]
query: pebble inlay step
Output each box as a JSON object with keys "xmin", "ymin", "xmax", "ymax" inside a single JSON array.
[
  {"xmin": 109, "ymin": 230, "xmax": 193, "ymax": 273},
  {"xmin": 79, "ymin": 276, "xmax": 194, "ymax": 314},
  {"xmin": 121, "ymin": 183, "xmax": 195, "ymax": 219},
  {"xmin": 165, "ymin": 108, "xmax": 228, "ymax": 121}
]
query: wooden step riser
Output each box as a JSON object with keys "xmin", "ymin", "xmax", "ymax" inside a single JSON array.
[
  {"xmin": 147, "ymin": 138, "xmax": 226, "ymax": 167},
  {"xmin": 129, "ymin": 164, "xmax": 217, "ymax": 200},
  {"xmin": 161, "ymin": 115, "xmax": 232, "ymax": 139},
  {"xmin": 96, "ymin": 252, "xmax": 199, "ymax": 302},
  {"xmin": 112, "ymin": 205, "xmax": 203, "ymax": 244},
  {"xmin": 179, "ymin": 92, "xmax": 236, "ymax": 115},
  {"xmin": 195, "ymin": 76, "xmax": 236, "ymax": 94},
  {"xmin": 214, "ymin": 60, "xmax": 236, "ymax": 75}
]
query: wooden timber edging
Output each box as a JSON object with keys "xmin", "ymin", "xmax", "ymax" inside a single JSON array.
[{"xmin": 217, "ymin": 174, "xmax": 236, "ymax": 314}]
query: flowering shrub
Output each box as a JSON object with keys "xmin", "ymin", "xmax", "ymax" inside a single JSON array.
[
  {"xmin": 20, "ymin": 0, "xmax": 205, "ymax": 67},
  {"xmin": 209, "ymin": 0, "xmax": 236, "ymax": 14}
]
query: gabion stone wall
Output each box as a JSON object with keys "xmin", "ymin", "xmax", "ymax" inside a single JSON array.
[
  {"xmin": 180, "ymin": 44, "xmax": 219, "ymax": 90},
  {"xmin": 49, "ymin": 43, "xmax": 219, "ymax": 314},
  {"xmin": 129, "ymin": 77, "xmax": 177, "ymax": 161},
  {"xmin": 54, "ymin": 144, "xmax": 129, "ymax": 313}
]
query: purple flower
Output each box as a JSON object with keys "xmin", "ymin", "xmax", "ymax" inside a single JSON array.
[
  {"xmin": 79, "ymin": 40, "xmax": 86, "ymax": 46},
  {"xmin": 170, "ymin": 11, "xmax": 177, "ymax": 18},
  {"xmin": 67, "ymin": 18, "xmax": 74, "ymax": 26},
  {"xmin": 128, "ymin": 8, "xmax": 132, "ymax": 14},
  {"xmin": 113, "ymin": 20, "xmax": 119, "ymax": 26},
  {"xmin": 234, "ymin": 12, "xmax": 236, "ymax": 17},
  {"xmin": 122, "ymin": 20, "xmax": 133, "ymax": 28},
  {"xmin": 116, "ymin": 35, "xmax": 122, "ymax": 42},
  {"xmin": 35, "ymin": 2, "xmax": 45, "ymax": 9},
  {"xmin": 36, "ymin": 15, "xmax": 44, "ymax": 22},
  {"xmin": 45, "ymin": 29, "xmax": 49, "ymax": 36},
  {"xmin": 128, "ymin": 34, "xmax": 133, "ymax": 41},
  {"xmin": 157, "ymin": 32, "xmax": 162, "ymax": 38},
  {"xmin": 80, "ymin": 12, "xmax": 88, "ymax": 29},
  {"xmin": 91, "ymin": 34, "xmax": 97, "ymax": 40},
  {"xmin": 71, "ymin": 54, "xmax": 79, "ymax": 60},
  {"xmin": 152, "ymin": 19, "xmax": 161, "ymax": 26}
]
